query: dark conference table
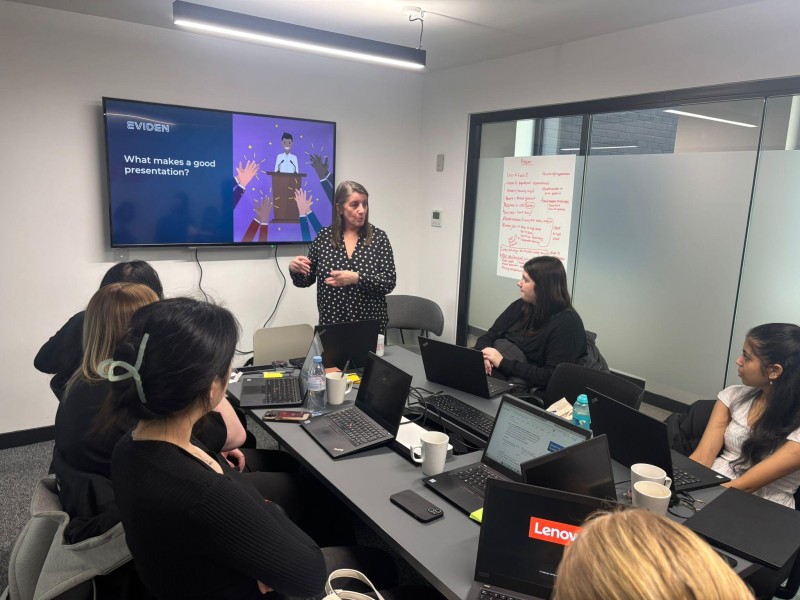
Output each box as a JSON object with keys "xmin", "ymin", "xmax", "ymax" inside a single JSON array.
[{"xmin": 231, "ymin": 346, "xmax": 758, "ymax": 599}]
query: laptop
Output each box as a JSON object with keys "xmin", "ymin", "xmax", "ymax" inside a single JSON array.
[
  {"xmin": 423, "ymin": 394, "xmax": 591, "ymax": 514},
  {"xmin": 467, "ymin": 479, "xmax": 616, "ymax": 600},
  {"xmin": 521, "ymin": 435, "xmax": 618, "ymax": 501},
  {"xmin": 314, "ymin": 320, "xmax": 380, "ymax": 371},
  {"xmin": 302, "ymin": 352, "xmax": 412, "ymax": 458},
  {"xmin": 236, "ymin": 333, "xmax": 323, "ymax": 409},
  {"xmin": 418, "ymin": 337, "xmax": 516, "ymax": 399},
  {"xmin": 587, "ymin": 387, "xmax": 730, "ymax": 492},
  {"xmin": 684, "ymin": 487, "xmax": 800, "ymax": 570}
]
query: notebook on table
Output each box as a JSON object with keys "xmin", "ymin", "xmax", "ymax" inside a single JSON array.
[
  {"xmin": 521, "ymin": 434, "xmax": 618, "ymax": 501},
  {"xmin": 314, "ymin": 320, "xmax": 380, "ymax": 372},
  {"xmin": 302, "ymin": 352, "xmax": 412, "ymax": 459},
  {"xmin": 423, "ymin": 394, "xmax": 591, "ymax": 515},
  {"xmin": 587, "ymin": 387, "xmax": 730, "ymax": 492},
  {"xmin": 466, "ymin": 479, "xmax": 616, "ymax": 600},
  {"xmin": 418, "ymin": 337, "xmax": 516, "ymax": 399},
  {"xmin": 236, "ymin": 333, "xmax": 323, "ymax": 409}
]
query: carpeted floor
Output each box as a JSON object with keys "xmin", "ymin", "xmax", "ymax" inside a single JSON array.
[{"xmin": 0, "ymin": 440, "xmax": 54, "ymax": 592}]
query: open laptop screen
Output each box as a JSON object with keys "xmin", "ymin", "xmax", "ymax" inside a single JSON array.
[
  {"xmin": 476, "ymin": 480, "xmax": 614, "ymax": 598},
  {"xmin": 521, "ymin": 435, "xmax": 617, "ymax": 501},
  {"xmin": 354, "ymin": 353, "xmax": 412, "ymax": 436},
  {"xmin": 483, "ymin": 396, "xmax": 590, "ymax": 477}
]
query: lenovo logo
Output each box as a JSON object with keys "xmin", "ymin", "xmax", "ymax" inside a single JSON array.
[{"xmin": 528, "ymin": 517, "xmax": 582, "ymax": 546}]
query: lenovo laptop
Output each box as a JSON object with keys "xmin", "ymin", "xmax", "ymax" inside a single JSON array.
[
  {"xmin": 418, "ymin": 337, "xmax": 516, "ymax": 399},
  {"xmin": 587, "ymin": 387, "xmax": 730, "ymax": 492},
  {"xmin": 467, "ymin": 480, "xmax": 616, "ymax": 600},
  {"xmin": 236, "ymin": 333, "xmax": 323, "ymax": 409},
  {"xmin": 302, "ymin": 352, "xmax": 412, "ymax": 459},
  {"xmin": 423, "ymin": 394, "xmax": 591, "ymax": 514},
  {"xmin": 521, "ymin": 434, "xmax": 618, "ymax": 501},
  {"xmin": 314, "ymin": 320, "xmax": 380, "ymax": 372}
]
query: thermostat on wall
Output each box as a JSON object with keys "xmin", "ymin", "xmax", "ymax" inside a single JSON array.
[{"xmin": 431, "ymin": 209, "xmax": 442, "ymax": 227}]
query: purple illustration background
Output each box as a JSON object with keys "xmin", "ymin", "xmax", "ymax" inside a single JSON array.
[{"xmin": 232, "ymin": 114, "xmax": 335, "ymax": 243}]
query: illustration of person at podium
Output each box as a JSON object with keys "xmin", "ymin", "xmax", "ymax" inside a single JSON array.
[{"xmin": 274, "ymin": 132, "xmax": 299, "ymax": 173}]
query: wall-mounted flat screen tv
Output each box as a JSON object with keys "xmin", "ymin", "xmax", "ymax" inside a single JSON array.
[{"xmin": 103, "ymin": 97, "xmax": 336, "ymax": 247}]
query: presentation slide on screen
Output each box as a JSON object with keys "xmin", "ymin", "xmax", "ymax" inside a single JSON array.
[{"xmin": 105, "ymin": 99, "xmax": 336, "ymax": 246}]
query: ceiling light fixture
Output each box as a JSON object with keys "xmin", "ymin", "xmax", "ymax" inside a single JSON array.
[
  {"xmin": 173, "ymin": 1, "xmax": 426, "ymax": 70},
  {"xmin": 663, "ymin": 109, "xmax": 756, "ymax": 128}
]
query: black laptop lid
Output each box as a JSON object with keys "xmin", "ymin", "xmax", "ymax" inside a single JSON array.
[
  {"xmin": 587, "ymin": 387, "xmax": 675, "ymax": 482},
  {"xmin": 521, "ymin": 435, "xmax": 618, "ymax": 501},
  {"xmin": 476, "ymin": 480, "xmax": 615, "ymax": 598},
  {"xmin": 482, "ymin": 395, "xmax": 592, "ymax": 480},
  {"xmin": 418, "ymin": 337, "xmax": 490, "ymax": 393},
  {"xmin": 354, "ymin": 353, "xmax": 412, "ymax": 436},
  {"xmin": 314, "ymin": 320, "xmax": 380, "ymax": 370},
  {"xmin": 684, "ymin": 487, "xmax": 800, "ymax": 570}
]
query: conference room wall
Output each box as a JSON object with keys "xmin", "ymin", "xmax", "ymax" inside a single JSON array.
[
  {"xmin": 417, "ymin": 0, "xmax": 800, "ymax": 352},
  {"xmin": 0, "ymin": 2, "xmax": 424, "ymax": 435}
]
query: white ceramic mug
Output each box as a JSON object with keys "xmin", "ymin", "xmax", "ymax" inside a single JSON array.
[
  {"xmin": 325, "ymin": 372, "xmax": 353, "ymax": 406},
  {"xmin": 632, "ymin": 481, "xmax": 672, "ymax": 515},
  {"xmin": 411, "ymin": 431, "xmax": 449, "ymax": 476},
  {"xmin": 376, "ymin": 334, "xmax": 385, "ymax": 357},
  {"xmin": 631, "ymin": 463, "xmax": 673, "ymax": 490}
]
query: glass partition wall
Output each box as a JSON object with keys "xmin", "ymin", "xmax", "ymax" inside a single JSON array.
[{"xmin": 459, "ymin": 79, "xmax": 800, "ymax": 405}]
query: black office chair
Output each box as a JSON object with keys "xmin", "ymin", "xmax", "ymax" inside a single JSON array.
[
  {"xmin": 542, "ymin": 362, "xmax": 645, "ymax": 410},
  {"xmin": 385, "ymin": 295, "xmax": 444, "ymax": 355}
]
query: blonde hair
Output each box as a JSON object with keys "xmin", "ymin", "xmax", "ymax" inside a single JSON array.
[
  {"xmin": 552, "ymin": 510, "xmax": 753, "ymax": 600},
  {"xmin": 65, "ymin": 282, "xmax": 159, "ymax": 394}
]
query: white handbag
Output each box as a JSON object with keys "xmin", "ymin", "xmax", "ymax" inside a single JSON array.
[{"xmin": 322, "ymin": 568, "xmax": 385, "ymax": 600}]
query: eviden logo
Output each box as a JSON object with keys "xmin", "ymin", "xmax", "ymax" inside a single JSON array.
[
  {"xmin": 127, "ymin": 120, "xmax": 170, "ymax": 133},
  {"xmin": 528, "ymin": 516, "xmax": 582, "ymax": 546}
]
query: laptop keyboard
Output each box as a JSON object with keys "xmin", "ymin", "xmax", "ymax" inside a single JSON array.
[
  {"xmin": 486, "ymin": 378, "xmax": 511, "ymax": 396},
  {"xmin": 479, "ymin": 589, "xmax": 525, "ymax": 600},
  {"xmin": 244, "ymin": 378, "xmax": 302, "ymax": 405},
  {"xmin": 425, "ymin": 395, "xmax": 495, "ymax": 439},
  {"xmin": 328, "ymin": 408, "xmax": 387, "ymax": 447},
  {"xmin": 673, "ymin": 466, "xmax": 701, "ymax": 487},
  {"xmin": 454, "ymin": 464, "xmax": 502, "ymax": 495}
]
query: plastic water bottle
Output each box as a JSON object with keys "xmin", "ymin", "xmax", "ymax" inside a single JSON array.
[
  {"xmin": 306, "ymin": 355, "xmax": 326, "ymax": 415},
  {"xmin": 572, "ymin": 394, "xmax": 591, "ymax": 430}
]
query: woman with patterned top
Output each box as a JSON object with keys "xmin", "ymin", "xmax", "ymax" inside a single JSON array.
[
  {"xmin": 289, "ymin": 180, "xmax": 396, "ymax": 331},
  {"xmin": 690, "ymin": 323, "xmax": 800, "ymax": 507}
]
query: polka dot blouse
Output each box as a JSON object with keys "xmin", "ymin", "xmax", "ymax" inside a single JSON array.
[{"xmin": 290, "ymin": 224, "xmax": 396, "ymax": 331}]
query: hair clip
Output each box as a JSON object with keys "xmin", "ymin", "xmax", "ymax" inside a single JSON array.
[{"xmin": 98, "ymin": 333, "xmax": 150, "ymax": 404}]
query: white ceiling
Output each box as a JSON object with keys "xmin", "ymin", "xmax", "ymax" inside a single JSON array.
[{"xmin": 7, "ymin": 0, "xmax": 770, "ymax": 71}]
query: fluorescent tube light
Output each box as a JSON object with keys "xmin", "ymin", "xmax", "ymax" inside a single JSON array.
[
  {"xmin": 173, "ymin": 1, "xmax": 426, "ymax": 70},
  {"xmin": 663, "ymin": 109, "xmax": 756, "ymax": 128}
]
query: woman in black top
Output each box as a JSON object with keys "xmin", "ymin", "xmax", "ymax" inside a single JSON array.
[
  {"xmin": 107, "ymin": 299, "xmax": 327, "ymax": 599},
  {"xmin": 288, "ymin": 180, "xmax": 396, "ymax": 331},
  {"xmin": 35, "ymin": 260, "xmax": 164, "ymax": 401},
  {"xmin": 54, "ymin": 283, "xmax": 245, "ymax": 543},
  {"xmin": 475, "ymin": 256, "xmax": 586, "ymax": 390}
]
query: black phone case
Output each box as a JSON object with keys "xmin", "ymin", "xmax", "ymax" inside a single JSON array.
[{"xmin": 390, "ymin": 490, "xmax": 444, "ymax": 523}]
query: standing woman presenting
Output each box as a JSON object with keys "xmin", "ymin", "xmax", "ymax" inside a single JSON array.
[{"xmin": 289, "ymin": 181, "xmax": 396, "ymax": 331}]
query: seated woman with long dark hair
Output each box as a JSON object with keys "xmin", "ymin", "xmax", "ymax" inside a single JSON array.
[
  {"xmin": 54, "ymin": 283, "xmax": 246, "ymax": 543},
  {"xmin": 475, "ymin": 256, "xmax": 587, "ymax": 390},
  {"xmin": 690, "ymin": 323, "xmax": 800, "ymax": 507},
  {"xmin": 107, "ymin": 298, "xmax": 328, "ymax": 599}
]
